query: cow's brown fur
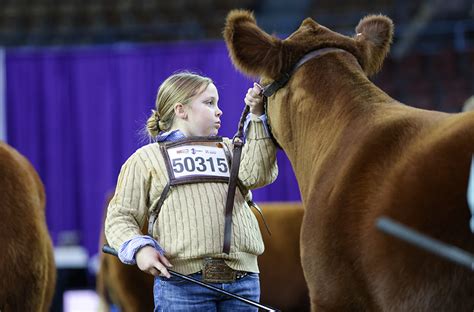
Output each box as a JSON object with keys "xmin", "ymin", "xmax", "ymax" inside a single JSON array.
[
  {"xmin": 0, "ymin": 142, "xmax": 55, "ymax": 311},
  {"xmin": 224, "ymin": 10, "xmax": 474, "ymax": 311},
  {"xmin": 96, "ymin": 192, "xmax": 154, "ymax": 312},
  {"xmin": 96, "ymin": 202, "xmax": 309, "ymax": 311},
  {"xmin": 258, "ymin": 203, "xmax": 309, "ymax": 311},
  {"xmin": 97, "ymin": 250, "xmax": 154, "ymax": 312}
]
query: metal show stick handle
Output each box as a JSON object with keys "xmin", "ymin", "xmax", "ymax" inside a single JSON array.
[{"xmin": 376, "ymin": 217, "xmax": 474, "ymax": 271}]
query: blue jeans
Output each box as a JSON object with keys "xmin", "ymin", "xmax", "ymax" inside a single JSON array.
[{"xmin": 153, "ymin": 272, "xmax": 260, "ymax": 311}]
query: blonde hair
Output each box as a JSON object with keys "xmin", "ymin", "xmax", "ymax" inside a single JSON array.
[{"xmin": 146, "ymin": 71, "xmax": 213, "ymax": 138}]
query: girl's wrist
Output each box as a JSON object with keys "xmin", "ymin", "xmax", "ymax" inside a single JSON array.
[{"xmin": 250, "ymin": 108, "xmax": 264, "ymax": 116}]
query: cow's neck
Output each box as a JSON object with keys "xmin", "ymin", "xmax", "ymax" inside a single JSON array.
[{"xmin": 283, "ymin": 58, "xmax": 391, "ymax": 201}]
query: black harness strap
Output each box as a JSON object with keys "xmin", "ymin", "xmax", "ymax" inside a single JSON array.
[
  {"xmin": 148, "ymin": 104, "xmax": 273, "ymax": 252},
  {"xmin": 223, "ymin": 105, "xmax": 249, "ymax": 254},
  {"xmin": 148, "ymin": 183, "xmax": 171, "ymax": 237},
  {"xmin": 222, "ymin": 137, "xmax": 244, "ymax": 254},
  {"xmin": 148, "ymin": 137, "xmax": 231, "ymax": 237}
]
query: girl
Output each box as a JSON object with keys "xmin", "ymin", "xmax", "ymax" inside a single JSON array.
[{"xmin": 105, "ymin": 71, "xmax": 277, "ymax": 311}]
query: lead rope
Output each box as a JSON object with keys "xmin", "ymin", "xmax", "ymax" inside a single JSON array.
[{"xmin": 222, "ymin": 105, "xmax": 250, "ymax": 254}]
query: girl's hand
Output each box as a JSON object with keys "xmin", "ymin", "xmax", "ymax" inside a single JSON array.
[
  {"xmin": 135, "ymin": 245, "xmax": 173, "ymax": 278},
  {"xmin": 244, "ymin": 82, "xmax": 264, "ymax": 116}
]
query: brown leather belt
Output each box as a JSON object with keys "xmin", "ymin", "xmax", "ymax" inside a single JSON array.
[{"xmin": 200, "ymin": 258, "xmax": 248, "ymax": 283}]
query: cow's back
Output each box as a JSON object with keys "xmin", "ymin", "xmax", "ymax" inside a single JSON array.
[
  {"xmin": 363, "ymin": 111, "xmax": 474, "ymax": 310},
  {"xmin": 0, "ymin": 142, "xmax": 55, "ymax": 311}
]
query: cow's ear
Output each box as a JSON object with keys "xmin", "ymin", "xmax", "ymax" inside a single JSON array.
[
  {"xmin": 224, "ymin": 10, "xmax": 283, "ymax": 79},
  {"xmin": 354, "ymin": 15, "xmax": 393, "ymax": 76}
]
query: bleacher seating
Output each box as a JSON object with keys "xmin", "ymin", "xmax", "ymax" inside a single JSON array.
[
  {"xmin": 374, "ymin": 49, "xmax": 474, "ymax": 112},
  {"xmin": 0, "ymin": 0, "xmax": 258, "ymax": 45},
  {"xmin": 0, "ymin": 0, "xmax": 471, "ymax": 113}
]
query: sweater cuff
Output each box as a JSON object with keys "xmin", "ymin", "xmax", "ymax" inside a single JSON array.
[
  {"xmin": 244, "ymin": 114, "xmax": 270, "ymax": 140},
  {"xmin": 118, "ymin": 235, "xmax": 165, "ymax": 265}
]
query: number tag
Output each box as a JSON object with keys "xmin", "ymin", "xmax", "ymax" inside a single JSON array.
[{"xmin": 162, "ymin": 139, "xmax": 231, "ymax": 185}]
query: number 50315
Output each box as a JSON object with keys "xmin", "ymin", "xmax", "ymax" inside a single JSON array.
[{"xmin": 172, "ymin": 157, "xmax": 228, "ymax": 173}]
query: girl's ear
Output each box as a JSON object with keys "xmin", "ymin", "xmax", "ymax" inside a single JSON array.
[
  {"xmin": 174, "ymin": 103, "xmax": 187, "ymax": 119},
  {"xmin": 354, "ymin": 15, "xmax": 393, "ymax": 76}
]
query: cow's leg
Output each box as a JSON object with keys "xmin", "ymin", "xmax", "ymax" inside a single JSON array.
[
  {"xmin": 369, "ymin": 255, "xmax": 474, "ymax": 312},
  {"xmin": 300, "ymin": 209, "xmax": 378, "ymax": 312}
]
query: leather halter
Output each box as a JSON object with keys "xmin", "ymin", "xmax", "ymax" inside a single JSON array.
[
  {"xmin": 262, "ymin": 48, "xmax": 351, "ymax": 97},
  {"xmin": 260, "ymin": 48, "xmax": 357, "ymax": 148}
]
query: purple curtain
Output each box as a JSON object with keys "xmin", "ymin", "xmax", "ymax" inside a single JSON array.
[{"xmin": 6, "ymin": 41, "xmax": 300, "ymax": 255}]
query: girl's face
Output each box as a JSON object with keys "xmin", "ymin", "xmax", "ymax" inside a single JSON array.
[{"xmin": 183, "ymin": 83, "xmax": 223, "ymax": 136}]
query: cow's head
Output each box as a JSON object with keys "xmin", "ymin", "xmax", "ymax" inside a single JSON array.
[
  {"xmin": 223, "ymin": 10, "xmax": 393, "ymax": 150},
  {"xmin": 224, "ymin": 10, "xmax": 393, "ymax": 80}
]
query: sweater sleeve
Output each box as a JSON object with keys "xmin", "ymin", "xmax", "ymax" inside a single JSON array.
[
  {"xmin": 105, "ymin": 152, "xmax": 152, "ymax": 251},
  {"xmin": 238, "ymin": 114, "xmax": 278, "ymax": 189}
]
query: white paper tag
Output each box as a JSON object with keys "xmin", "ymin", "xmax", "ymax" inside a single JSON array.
[{"xmin": 166, "ymin": 144, "xmax": 230, "ymax": 179}]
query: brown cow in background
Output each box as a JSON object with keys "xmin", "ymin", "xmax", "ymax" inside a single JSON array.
[
  {"xmin": 0, "ymin": 142, "xmax": 56, "ymax": 311},
  {"xmin": 97, "ymin": 193, "xmax": 154, "ymax": 312},
  {"xmin": 258, "ymin": 203, "xmax": 309, "ymax": 311},
  {"xmin": 97, "ymin": 201, "xmax": 308, "ymax": 311},
  {"xmin": 224, "ymin": 10, "xmax": 474, "ymax": 311}
]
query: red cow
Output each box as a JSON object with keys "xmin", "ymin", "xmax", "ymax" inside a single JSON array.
[
  {"xmin": 0, "ymin": 142, "xmax": 55, "ymax": 311},
  {"xmin": 224, "ymin": 10, "xmax": 474, "ymax": 311}
]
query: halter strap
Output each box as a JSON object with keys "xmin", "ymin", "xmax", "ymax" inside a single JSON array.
[{"xmin": 262, "ymin": 48, "xmax": 350, "ymax": 97}]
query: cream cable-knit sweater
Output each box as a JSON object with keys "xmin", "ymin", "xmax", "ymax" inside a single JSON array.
[{"xmin": 105, "ymin": 116, "xmax": 278, "ymax": 275}]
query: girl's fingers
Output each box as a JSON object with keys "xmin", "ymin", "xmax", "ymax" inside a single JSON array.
[
  {"xmin": 148, "ymin": 267, "xmax": 161, "ymax": 277},
  {"xmin": 159, "ymin": 254, "xmax": 173, "ymax": 268},
  {"xmin": 154, "ymin": 262, "xmax": 171, "ymax": 278},
  {"xmin": 253, "ymin": 83, "xmax": 263, "ymax": 95},
  {"xmin": 245, "ymin": 84, "xmax": 263, "ymax": 107},
  {"xmin": 246, "ymin": 93, "xmax": 261, "ymax": 102},
  {"xmin": 248, "ymin": 87, "xmax": 262, "ymax": 97}
]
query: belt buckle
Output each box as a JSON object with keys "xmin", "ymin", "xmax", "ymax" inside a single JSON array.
[{"xmin": 202, "ymin": 258, "xmax": 236, "ymax": 283}]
